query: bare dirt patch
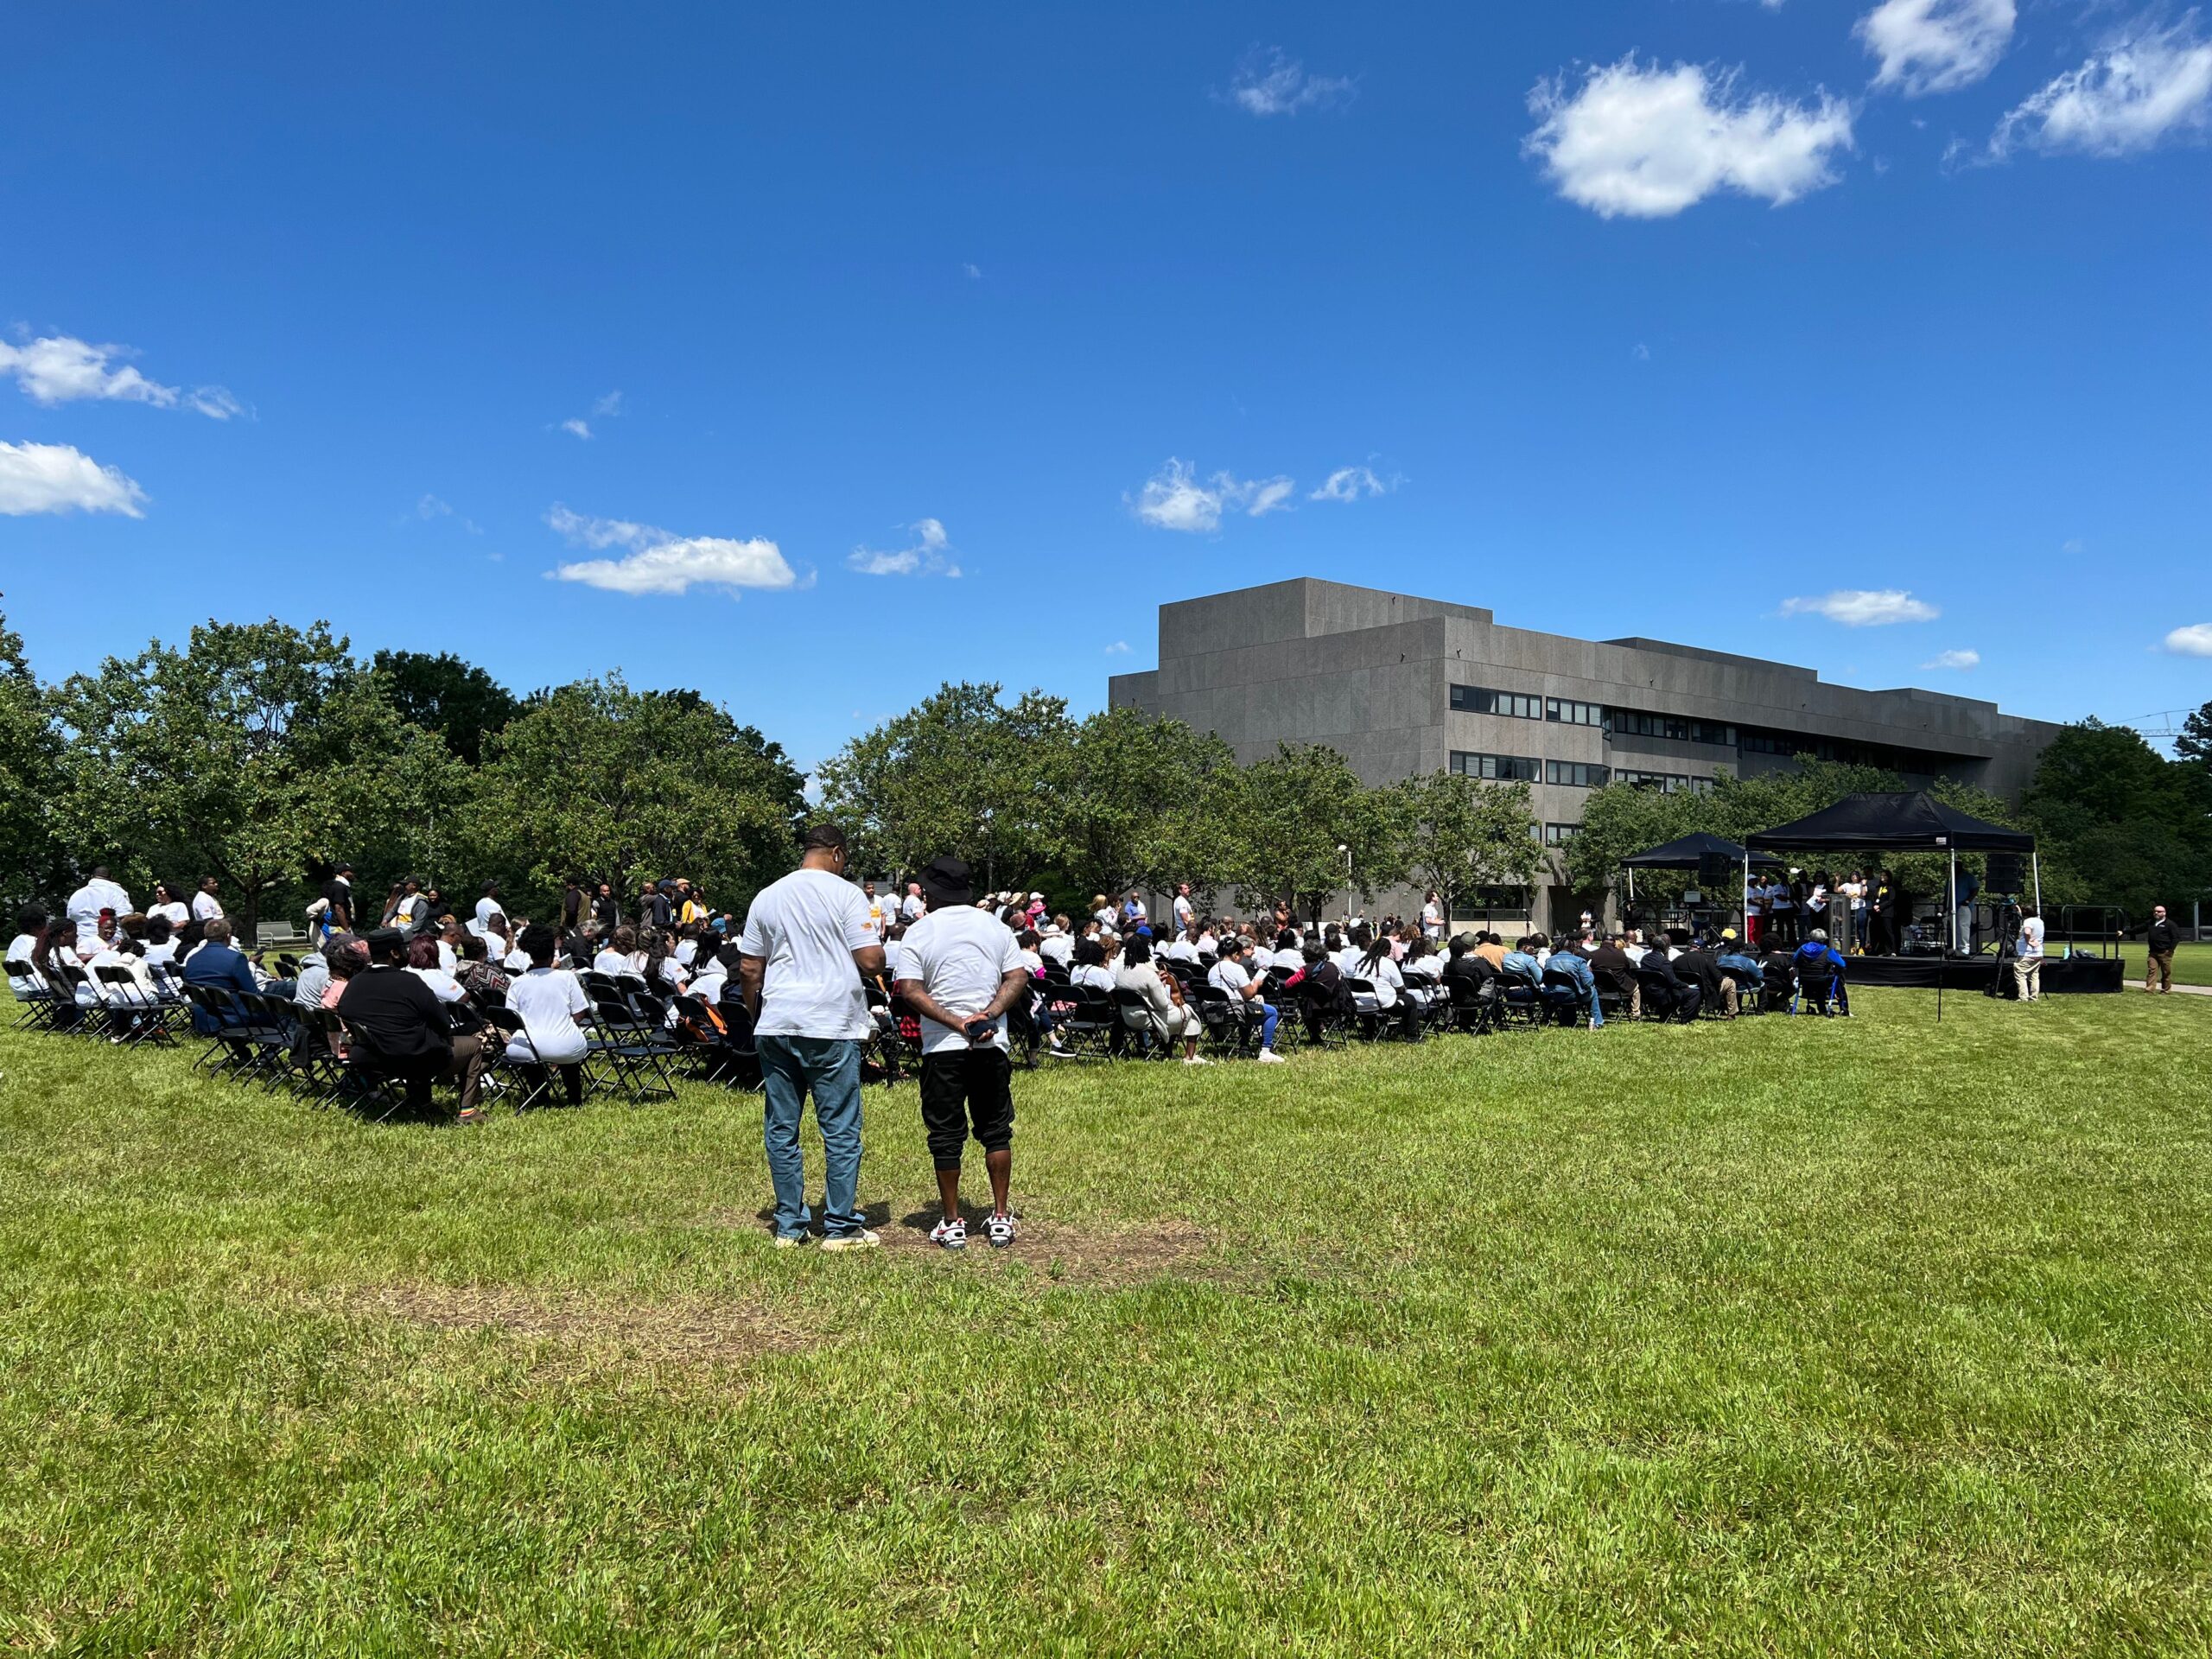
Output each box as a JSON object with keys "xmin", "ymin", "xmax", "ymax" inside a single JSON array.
[
  {"xmin": 703, "ymin": 1205, "xmax": 1232, "ymax": 1289},
  {"xmin": 331, "ymin": 1281, "xmax": 813, "ymax": 1371}
]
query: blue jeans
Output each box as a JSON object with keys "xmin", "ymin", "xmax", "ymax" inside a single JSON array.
[
  {"xmin": 1254, "ymin": 1001, "xmax": 1279, "ymax": 1048},
  {"xmin": 758, "ymin": 1035, "xmax": 867, "ymax": 1240}
]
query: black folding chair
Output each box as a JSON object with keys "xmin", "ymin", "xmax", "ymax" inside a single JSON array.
[{"xmin": 5, "ymin": 959, "xmax": 67, "ymax": 1032}]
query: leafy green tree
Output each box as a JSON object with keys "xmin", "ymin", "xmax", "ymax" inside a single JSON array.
[
  {"xmin": 370, "ymin": 649, "xmax": 520, "ymax": 765},
  {"xmin": 2174, "ymin": 700, "xmax": 2212, "ymax": 767},
  {"xmin": 468, "ymin": 675, "xmax": 804, "ymax": 914},
  {"xmin": 1218, "ymin": 743, "xmax": 1403, "ymax": 924},
  {"xmin": 0, "ymin": 608, "xmax": 64, "ymax": 911},
  {"xmin": 817, "ymin": 683, "xmax": 1076, "ymax": 890},
  {"xmin": 1056, "ymin": 708, "xmax": 1240, "ymax": 901},
  {"xmin": 52, "ymin": 620, "xmax": 461, "ymax": 933},
  {"xmin": 2023, "ymin": 720, "xmax": 2212, "ymax": 923},
  {"xmin": 1389, "ymin": 769, "xmax": 1543, "ymax": 920}
]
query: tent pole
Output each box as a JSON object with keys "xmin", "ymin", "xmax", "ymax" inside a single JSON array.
[
  {"xmin": 1743, "ymin": 853, "xmax": 1750, "ymax": 942},
  {"xmin": 2031, "ymin": 850, "xmax": 2041, "ymax": 918}
]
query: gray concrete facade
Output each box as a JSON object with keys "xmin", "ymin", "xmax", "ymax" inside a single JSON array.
[{"xmin": 1109, "ymin": 577, "xmax": 2060, "ymax": 928}]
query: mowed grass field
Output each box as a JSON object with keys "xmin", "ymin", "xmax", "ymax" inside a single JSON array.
[
  {"xmin": 2112, "ymin": 939, "xmax": 2212, "ymax": 988},
  {"xmin": 4, "ymin": 988, "xmax": 2212, "ymax": 1656}
]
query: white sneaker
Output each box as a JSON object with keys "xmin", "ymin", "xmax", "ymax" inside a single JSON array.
[
  {"xmin": 986, "ymin": 1211, "xmax": 1017, "ymax": 1249},
  {"xmin": 772, "ymin": 1233, "xmax": 809, "ymax": 1250},
  {"xmin": 819, "ymin": 1229, "xmax": 881, "ymax": 1253},
  {"xmin": 930, "ymin": 1217, "xmax": 967, "ymax": 1250},
  {"xmin": 1183, "ymin": 1054, "xmax": 1211, "ymax": 1066},
  {"xmin": 1255, "ymin": 1048, "xmax": 1286, "ymax": 1064}
]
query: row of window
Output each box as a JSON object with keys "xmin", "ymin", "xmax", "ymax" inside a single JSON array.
[
  {"xmin": 1543, "ymin": 823, "xmax": 1583, "ymax": 846},
  {"xmin": 1451, "ymin": 751, "xmax": 1719, "ymax": 794},
  {"xmin": 1448, "ymin": 682, "xmax": 1931, "ymax": 772}
]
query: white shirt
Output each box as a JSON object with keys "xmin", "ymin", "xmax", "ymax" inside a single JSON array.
[
  {"xmin": 436, "ymin": 941, "xmax": 457, "ymax": 974},
  {"xmin": 899, "ymin": 892, "xmax": 926, "ymax": 921},
  {"xmin": 2018, "ymin": 916, "xmax": 2045, "ymax": 959},
  {"xmin": 897, "ymin": 903, "xmax": 1025, "ymax": 1054},
  {"xmin": 505, "ymin": 966, "xmax": 592, "ymax": 1064},
  {"xmin": 408, "ymin": 966, "xmax": 465, "ymax": 1003},
  {"xmin": 191, "ymin": 889, "xmax": 225, "ymax": 922},
  {"xmin": 592, "ymin": 948, "xmax": 632, "ymax": 977},
  {"xmin": 475, "ymin": 897, "xmax": 506, "ymax": 936},
  {"xmin": 690, "ymin": 964, "xmax": 727, "ymax": 1005},
  {"xmin": 738, "ymin": 867, "xmax": 877, "ymax": 1040},
  {"xmin": 393, "ymin": 893, "xmax": 423, "ymax": 926},
  {"xmin": 1209, "ymin": 957, "xmax": 1255, "ymax": 997},
  {"xmin": 1039, "ymin": 933, "xmax": 1074, "ymax": 966},
  {"xmin": 150, "ymin": 901, "xmax": 189, "ymax": 929},
  {"xmin": 1421, "ymin": 901, "xmax": 1443, "ymax": 938},
  {"xmin": 8, "ymin": 932, "xmax": 46, "ymax": 992},
  {"xmin": 861, "ymin": 891, "xmax": 892, "ymax": 939},
  {"xmin": 1268, "ymin": 946, "xmax": 1304, "ymax": 972},
  {"xmin": 1071, "ymin": 962, "xmax": 1114, "ymax": 991},
  {"xmin": 503, "ymin": 948, "xmax": 532, "ymax": 973},
  {"xmin": 67, "ymin": 877, "xmax": 133, "ymax": 943},
  {"xmin": 1160, "ymin": 938, "xmax": 1199, "ymax": 964},
  {"xmin": 1173, "ymin": 894, "xmax": 1194, "ymax": 929}
]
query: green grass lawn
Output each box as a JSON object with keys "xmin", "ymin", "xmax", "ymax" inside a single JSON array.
[
  {"xmin": 5, "ymin": 989, "xmax": 2212, "ymax": 1655},
  {"xmin": 2106, "ymin": 939, "xmax": 2212, "ymax": 988}
]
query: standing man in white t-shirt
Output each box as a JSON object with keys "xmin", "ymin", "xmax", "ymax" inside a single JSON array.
[
  {"xmin": 1171, "ymin": 883, "xmax": 1195, "ymax": 934},
  {"xmin": 2012, "ymin": 907, "xmax": 2045, "ymax": 1002},
  {"xmin": 1420, "ymin": 890, "xmax": 1445, "ymax": 942},
  {"xmin": 894, "ymin": 856, "xmax": 1031, "ymax": 1251},
  {"xmin": 737, "ymin": 823, "xmax": 889, "ymax": 1251},
  {"xmin": 191, "ymin": 875, "xmax": 226, "ymax": 925},
  {"xmin": 860, "ymin": 879, "xmax": 892, "ymax": 941}
]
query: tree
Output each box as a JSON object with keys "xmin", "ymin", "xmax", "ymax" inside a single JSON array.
[
  {"xmin": 0, "ymin": 607, "xmax": 63, "ymax": 911},
  {"xmin": 370, "ymin": 649, "xmax": 520, "ymax": 765},
  {"xmin": 1389, "ymin": 769, "xmax": 1543, "ymax": 921},
  {"xmin": 816, "ymin": 683, "xmax": 1076, "ymax": 889},
  {"xmin": 2023, "ymin": 720, "xmax": 2212, "ymax": 923},
  {"xmin": 1217, "ymin": 743, "xmax": 1403, "ymax": 924},
  {"xmin": 52, "ymin": 619, "xmax": 458, "ymax": 934},
  {"xmin": 468, "ymin": 675, "xmax": 804, "ymax": 913},
  {"xmin": 2173, "ymin": 700, "xmax": 2212, "ymax": 767},
  {"xmin": 1055, "ymin": 708, "xmax": 1240, "ymax": 902}
]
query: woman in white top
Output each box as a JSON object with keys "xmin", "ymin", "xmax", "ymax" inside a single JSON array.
[
  {"xmin": 592, "ymin": 925, "xmax": 644, "ymax": 981},
  {"xmin": 148, "ymin": 883, "xmax": 191, "ymax": 931},
  {"xmin": 503, "ymin": 925, "xmax": 592, "ymax": 1106},
  {"xmin": 1069, "ymin": 937, "xmax": 1116, "ymax": 992}
]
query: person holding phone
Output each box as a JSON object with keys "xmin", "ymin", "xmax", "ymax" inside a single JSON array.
[{"xmin": 894, "ymin": 854, "xmax": 1032, "ymax": 1251}]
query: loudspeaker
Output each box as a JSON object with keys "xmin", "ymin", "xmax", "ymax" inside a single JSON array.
[
  {"xmin": 1986, "ymin": 853, "xmax": 2024, "ymax": 893},
  {"xmin": 1697, "ymin": 851, "xmax": 1732, "ymax": 891}
]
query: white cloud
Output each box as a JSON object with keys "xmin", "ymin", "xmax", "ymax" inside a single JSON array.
[
  {"xmin": 416, "ymin": 493, "xmax": 453, "ymax": 519},
  {"xmin": 1309, "ymin": 465, "xmax": 1395, "ymax": 503},
  {"xmin": 1227, "ymin": 47, "xmax": 1354, "ymax": 116},
  {"xmin": 2163, "ymin": 622, "xmax": 2212, "ymax": 656},
  {"xmin": 1128, "ymin": 459, "xmax": 1303, "ymax": 531},
  {"xmin": 1990, "ymin": 18, "xmax": 2212, "ymax": 157},
  {"xmin": 1104, "ymin": 640, "xmax": 1131, "ymax": 655},
  {"xmin": 545, "ymin": 503, "xmax": 797, "ymax": 596},
  {"xmin": 560, "ymin": 417, "xmax": 593, "ymax": 440},
  {"xmin": 1858, "ymin": 0, "xmax": 2015, "ymax": 96},
  {"xmin": 0, "ymin": 334, "xmax": 239, "ymax": 417},
  {"xmin": 963, "ymin": 262, "xmax": 982, "ymax": 280},
  {"xmin": 1632, "ymin": 341, "xmax": 1652, "ymax": 360},
  {"xmin": 849, "ymin": 516, "xmax": 961, "ymax": 577},
  {"xmin": 1921, "ymin": 648, "xmax": 1980, "ymax": 669},
  {"xmin": 0, "ymin": 439, "xmax": 148, "ymax": 516},
  {"xmin": 1781, "ymin": 588, "xmax": 1939, "ymax": 625},
  {"xmin": 592, "ymin": 390, "xmax": 625, "ymax": 417},
  {"xmin": 1525, "ymin": 56, "xmax": 1854, "ymax": 219}
]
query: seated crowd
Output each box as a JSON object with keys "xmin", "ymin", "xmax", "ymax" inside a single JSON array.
[{"xmin": 7, "ymin": 862, "xmax": 1856, "ymax": 1117}]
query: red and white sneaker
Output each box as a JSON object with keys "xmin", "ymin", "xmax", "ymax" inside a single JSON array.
[
  {"xmin": 986, "ymin": 1211, "xmax": 1018, "ymax": 1249},
  {"xmin": 930, "ymin": 1217, "xmax": 967, "ymax": 1251}
]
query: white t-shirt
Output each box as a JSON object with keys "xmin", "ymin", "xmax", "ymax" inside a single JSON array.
[
  {"xmin": 899, "ymin": 892, "xmax": 926, "ymax": 921},
  {"xmin": 1173, "ymin": 894, "xmax": 1194, "ymax": 929},
  {"xmin": 591, "ymin": 948, "xmax": 632, "ymax": 978},
  {"xmin": 861, "ymin": 892, "xmax": 892, "ymax": 938},
  {"xmin": 738, "ymin": 867, "xmax": 877, "ymax": 1040},
  {"xmin": 1039, "ymin": 933, "xmax": 1074, "ymax": 966},
  {"xmin": 1209, "ymin": 957, "xmax": 1254, "ymax": 996},
  {"xmin": 67, "ymin": 878, "xmax": 133, "ymax": 943},
  {"xmin": 505, "ymin": 966, "xmax": 591, "ymax": 1064},
  {"xmin": 690, "ymin": 965, "xmax": 727, "ymax": 1006},
  {"xmin": 475, "ymin": 897, "xmax": 506, "ymax": 936},
  {"xmin": 502, "ymin": 948, "xmax": 532, "ymax": 973},
  {"xmin": 436, "ymin": 941, "xmax": 457, "ymax": 974},
  {"xmin": 897, "ymin": 903, "xmax": 1025, "ymax": 1054},
  {"xmin": 1160, "ymin": 938, "xmax": 1198, "ymax": 964},
  {"xmin": 7, "ymin": 932, "xmax": 45, "ymax": 992},
  {"xmin": 409, "ymin": 966, "xmax": 465, "ymax": 1003},
  {"xmin": 2018, "ymin": 916, "xmax": 2045, "ymax": 960},
  {"xmin": 1421, "ymin": 901, "xmax": 1443, "ymax": 938},
  {"xmin": 150, "ymin": 900, "xmax": 190, "ymax": 929},
  {"xmin": 191, "ymin": 889, "xmax": 225, "ymax": 922},
  {"xmin": 1071, "ymin": 963, "xmax": 1114, "ymax": 991}
]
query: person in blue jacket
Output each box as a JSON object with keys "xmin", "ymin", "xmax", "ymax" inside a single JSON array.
[
  {"xmin": 181, "ymin": 918, "xmax": 260, "ymax": 1032},
  {"xmin": 1792, "ymin": 928, "xmax": 1851, "ymax": 1015}
]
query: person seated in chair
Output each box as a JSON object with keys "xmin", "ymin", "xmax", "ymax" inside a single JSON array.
[
  {"xmin": 1208, "ymin": 934, "xmax": 1285, "ymax": 1063},
  {"xmin": 1440, "ymin": 932, "xmax": 1485, "ymax": 993},
  {"xmin": 337, "ymin": 928, "xmax": 489, "ymax": 1122},
  {"xmin": 1587, "ymin": 931, "xmax": 1639, "ymax": 1017},
  {"xmin": 1541, "ymin": 936, "xmax": 1604, "ymax": 1027},
  {"xmin": 501, "ymin": 924, "xmax": 592, "ymax": 1108},
  {"xmin": 1498, "ymin": 936, "xmax": 1545, "ymax": 991},
  {"xmin": 1713, "ymin": 927, "xmax": 1765, "ymax": 1014},
  {"xmin": 1637, "ymin": 944, "xmax": 1701, "ymax": 1021},
  {"xmin": 1791, "ymin": 928, "xmax": 1851, "ymax": 1015},
  {"xmin": 1673, "ymin": 941, "xmax": 1730, "ymax": 1017},
  {"xmin": 1114, "ymin": 934, "xmax": 1203, "ymax": 1064},
  {"xmin": 181, "ymin": 918, "xmax": 261, "ymax": 1032}
]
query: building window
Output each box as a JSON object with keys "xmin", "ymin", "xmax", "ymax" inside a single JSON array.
[
  {"xmin": 1615, "ymin": 768, "xmax": 1714, "ymax": 795},
  {"xmin": 1451, "ymin": 684, "xmax": 1542, "ymax": 721},
  {"xmin": 1609, "ymin": 709, "xmax": 1736, "ymax": 747},
  {"xmin": 1451, "ymin": 751, "xmax": 1540, "ymax": 782},
  {"xmin": 1545, "ymin": 760, "xmax": 1611, "ymax": 788},
  {"xmin": 1543, "ymin": 822, "xmax": 1583, "ymax": 846},
  {"xmin": 1546, "ymin": 697, "xmax": 1604, "ymax": 727}
]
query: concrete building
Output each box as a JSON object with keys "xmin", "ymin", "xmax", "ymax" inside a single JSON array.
[{"xmin": 1108, "ymin": 578, "xmax": 2061, "ymax": 929}]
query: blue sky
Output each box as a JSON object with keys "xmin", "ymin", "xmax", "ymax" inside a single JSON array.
[{"xmin": 3, "ymin": 1, "xmax": 2209, "ymax": 769}]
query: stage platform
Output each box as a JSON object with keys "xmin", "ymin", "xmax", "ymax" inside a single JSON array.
[{"xmin": 1849, "ymin": 953, "xmax": 2125, "ymax": 995}]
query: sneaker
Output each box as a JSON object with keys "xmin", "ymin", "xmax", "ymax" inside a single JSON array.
[
  {"xmin": 772, "ymin": 1232, "xmax": 810, "ymax": 1250},
  {"xmin": 819, "ymin": 1229, "xmax": 881, "ymax": 1253},
  {"xmin": 986, "ymin": 1211, "xmax": 1017, "ymax": 1249},
  {"xmin": 1255, "ymin": 1048, "xmax": 1286, "ymax": 1065},
  {"xmin": 1183, "ymin": 1054, "xmax": 1211, "ymax": 1066},
  {"xmin": 931, "ymin": 1217, "xmax": 968, "ymax": 1250}
]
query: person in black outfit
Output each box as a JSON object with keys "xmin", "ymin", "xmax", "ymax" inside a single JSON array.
[
  {"xmin": 321, "ymin": 862, "xmax": 357, "ymax": 933},
  {"xmin": 592, "ymin": 882, "xmax": 620, "ymax": 931},
  {"xmin": 336, "ymin": 928, "xmax": 487, "ymax": 1122},
  {"xmin": 560, "ymin": 878, "xmax": 586, "ymax": 932},
  {"xmin": 1637, "ymin": 942, "xmax": 1701, "ymax": 1021},
  {"xmin": 1675, "ymin": 944, "xmax": 1729, "ymax": 1018},
  {"xmin": 2146, "ymin": 905, "xmax": 2179, "ymax": 994},
  {"xmin": 1586, "ymin": 933, "xmax": 1639, "ymax": 1014},
  {"xmin": 638, "ymin": 881, "xmax": 672, "ymax": 933}
]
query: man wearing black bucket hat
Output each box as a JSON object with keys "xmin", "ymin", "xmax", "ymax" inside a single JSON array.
[{"xmin": 894, "ymin": 855, "xmax": 1031, "ymax": 1250}]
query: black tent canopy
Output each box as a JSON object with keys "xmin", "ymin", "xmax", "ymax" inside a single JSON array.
[
  {"xmin": 1621, "ymin": 831, "xmax": 1787, "ymax": 870},
  {"xmin": 1743, "ymin": 791, "xmax": 2034, "ymax": 854}
]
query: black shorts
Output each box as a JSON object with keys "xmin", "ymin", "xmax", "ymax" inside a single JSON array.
[{"xmin": 918, "ymin": 1047, "xmax": 1015, "ymax": 1170}]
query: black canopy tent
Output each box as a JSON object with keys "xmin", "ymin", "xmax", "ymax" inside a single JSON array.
[
  {"xmin": 1745, "ymin": 790, "xmax": 2040, "ymax": 947},
  {"xmin": 1618, "ymin": 831, "xmax": 1783, "ymax": 906}
]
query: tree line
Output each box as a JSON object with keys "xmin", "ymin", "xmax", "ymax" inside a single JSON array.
[{"xmin": 3, "ymin": 607, "xmax": 2206, "ymax": 936}]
